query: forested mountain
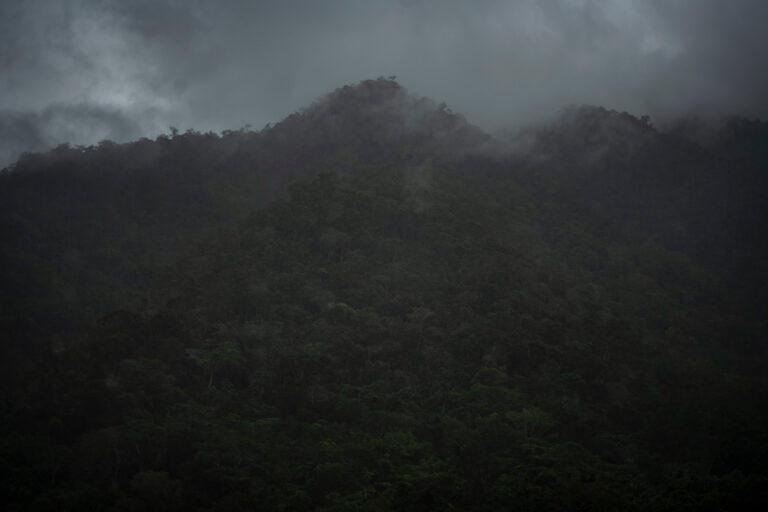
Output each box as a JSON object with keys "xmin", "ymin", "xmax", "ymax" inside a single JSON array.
[{"xmin": 1, "ymin": 78, "xmax": 767, "ymax": 511}]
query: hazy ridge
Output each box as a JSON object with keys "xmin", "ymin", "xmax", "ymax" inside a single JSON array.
[{"xmin": 1, "ymin": 79, "xmax": 767, "ymax": 510}]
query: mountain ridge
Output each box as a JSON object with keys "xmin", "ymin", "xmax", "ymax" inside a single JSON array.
[{"xmin": 1, "ymin": 79, "xmax": 767, "ymax": 510}]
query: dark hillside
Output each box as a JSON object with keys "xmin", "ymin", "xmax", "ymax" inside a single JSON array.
[
  {"xmin": 515, "ymin": 106, "xmax": 768, "ymax": 319},
  {"xmin": 0, "ymin": 79, "xmax": 484, "ymax": 348},
  {"xmin": 1, "ymin": 81, "xmax": 767, "ymax": 511}
]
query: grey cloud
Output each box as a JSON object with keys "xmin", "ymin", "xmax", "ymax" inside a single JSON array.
[
  {"xmin": 1, "ymin": 0, "xmax": 767, "ymax": 167},
  {"xmin": 0, "ymin": 104, "xmax": 143, "ymax": 168}
]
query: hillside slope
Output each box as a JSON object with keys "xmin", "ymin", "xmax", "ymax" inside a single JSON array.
[{"xmin": 1, "ymin": 79, "xmax": 767, "ymax": 511}]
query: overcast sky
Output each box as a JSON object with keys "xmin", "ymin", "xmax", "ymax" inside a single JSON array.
[{"xmin": 1, "ymin": 0, "xmax": 767, "ymax": 167}]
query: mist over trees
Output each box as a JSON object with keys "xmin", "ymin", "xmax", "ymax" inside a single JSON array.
[
  {"xmin": 4, "ymin": 0, "xmax": 768, "ymax": 169},
  {"xmin": 1, "ymin": 79, "xmax": 767, "ymax": 510}
]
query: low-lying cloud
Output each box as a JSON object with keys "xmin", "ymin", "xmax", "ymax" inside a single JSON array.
[
  {"xmin": 1, "ymin": 0, "xmax": 767, "ymax": 167},
  {"xmin": 0, "ymin": 103, "xmax": 144, "ymax": 167}
]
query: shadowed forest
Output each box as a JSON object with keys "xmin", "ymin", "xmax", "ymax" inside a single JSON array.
[{"xmin": 1, "ymin": 79, "xmax": 767, "ymax": 510}]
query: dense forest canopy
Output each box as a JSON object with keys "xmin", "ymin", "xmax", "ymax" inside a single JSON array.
[{"xmin": 1, "ymin": 78, "xmax": 767, "ymax": 510}]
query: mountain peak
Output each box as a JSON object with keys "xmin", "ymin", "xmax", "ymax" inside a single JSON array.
[
  {"xmin": 266, "ymin": 78, "xmax": 490, "ymax": 161},
  {"xmin": 324, "ymin": 77, "xmax": 406, "ymax": 107}
]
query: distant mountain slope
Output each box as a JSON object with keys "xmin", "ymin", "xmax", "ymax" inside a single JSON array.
[
  {"xmin": 512, "ymin": 106, "xmax": 768, "ymax": 316},
  {"xmin": 1, "ymin": 80, "xmax": 767, "ymax": 511}
]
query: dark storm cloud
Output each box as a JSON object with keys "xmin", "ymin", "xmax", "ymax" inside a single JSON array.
[{"xmin": 2, "ymin": 0, "xmax": 767, "ymax": 167}]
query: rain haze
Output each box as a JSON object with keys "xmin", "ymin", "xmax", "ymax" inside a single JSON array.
[
  {"xmin": 4, "ymin": 2, "xmax": 768, "ymax": 509},
  {"xmin": 1, "ymin": 0, "xmax": 767, "ymax": 167}
]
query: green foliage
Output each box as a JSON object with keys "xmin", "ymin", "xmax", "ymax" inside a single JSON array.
[{"xmin": 1, "ymin": 80, "xmax": 767, "ymax": 510}]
